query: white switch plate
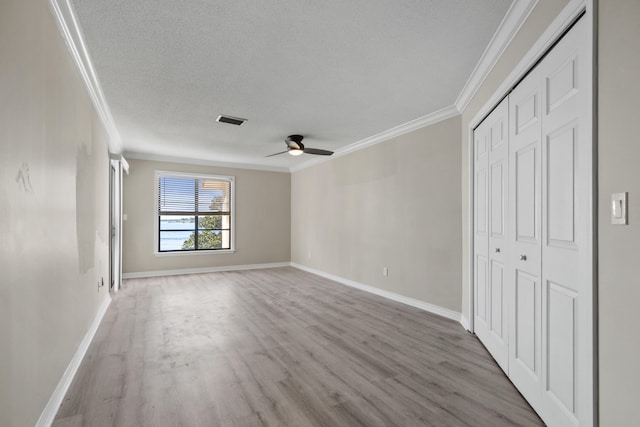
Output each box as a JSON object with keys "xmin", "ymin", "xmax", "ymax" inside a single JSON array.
[{"xmin": 611, "ymin": 192, "xmax": 628, "ymax": 225}]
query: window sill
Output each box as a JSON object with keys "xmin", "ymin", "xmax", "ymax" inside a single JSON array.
[{"xmin": 154, "ymin": 249, "xmax": 236, "ymax": 257}]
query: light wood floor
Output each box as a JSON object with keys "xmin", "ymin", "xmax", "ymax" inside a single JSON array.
[{"xmin": 53, "ymin": 267, "xmax": 542, "ymax": 427}]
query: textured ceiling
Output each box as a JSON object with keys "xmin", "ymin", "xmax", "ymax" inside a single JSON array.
[{"xmin": 71, "ymin": 0, "xmax": 513, "ymax": 170}]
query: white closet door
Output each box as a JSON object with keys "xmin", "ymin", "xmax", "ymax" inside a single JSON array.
[
  {"xmin": 508, "ymin": 63, "xmax": 543, "ymax": 409},
  {"xmin": 473, "ymin": 15, "xmax": 592, "ymax": 427},
  {"xmin": 474, "ymin": 98, "xmax": 509, "ymax": 372},
  {"xmin": 539, "ymin": 17, "xmax": 591, "ymax": 427}
]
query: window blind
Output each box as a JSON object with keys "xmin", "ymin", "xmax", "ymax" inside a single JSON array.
[{"xmin": 158, "ymin": 176, "xmax": 231, "ymax": 215}]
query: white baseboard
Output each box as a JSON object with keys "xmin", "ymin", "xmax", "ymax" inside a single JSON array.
[
  {"xmin": 122, "ymin": 262, "xmax": 290, "ymax": 279},
  {"xmin": 36, "ymin": 295, "xmax": 111, "ymax": 427},
  {"xmin": 291, "ymin": 263, "xmax": 462, "ymax": 323},
  {"xmin": 460, "ymin": 314, "xmax": 471, "ymax": 331}
]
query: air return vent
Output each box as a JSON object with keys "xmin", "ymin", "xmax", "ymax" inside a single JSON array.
[{"xmin": 216, "ymin": 115, "xmax": 247, "ymax": 126}]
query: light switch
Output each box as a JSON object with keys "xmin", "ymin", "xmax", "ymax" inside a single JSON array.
[{"xmin": 611, "ymin": 192, "xmax": 628, "ymax": 225}]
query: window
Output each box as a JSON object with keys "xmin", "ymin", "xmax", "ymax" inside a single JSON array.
[{"xmin": 156, "ymin": 171, "xmax": 234, "ymax": 253}]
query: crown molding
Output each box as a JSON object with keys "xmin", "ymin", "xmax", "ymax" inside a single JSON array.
[
  {"xmin": 124, "ymin": 152, "xmax": 291, "ymax": 173},
  {"xmin": 467, "ymin": 0, "xmax": 587, "ymax": 131},
  {"xmin": 48, "ymin": 0, "xmax": 123, "ymax": 153},
  {"xmin": 128, "ymin": 103, "xmax": 456, "ymax": 175},
  {"xmin": 455, "ymin": 0, "xmax": 538, "ymax": 113},
  {"xmin": 47, "ymin": 0, "xmax": 536, "ymax": 171},
  {"xmin": 290, "ymin": 105, "xmax": 459, "ymax": 173}
]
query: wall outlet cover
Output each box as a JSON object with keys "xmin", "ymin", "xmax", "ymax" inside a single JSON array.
[{"xmin": 611, "ymin": 192, "xmax": 628, "ymax": 225}]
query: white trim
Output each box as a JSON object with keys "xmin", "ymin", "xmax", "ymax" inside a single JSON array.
[
  {"xmin": 466, "ymin": 0, "xmax": 588, "ymax": 128},
  {"xmin": 290, "ymin": 105, "xmax": 459, "ymax": 173},
  {"xmin": 464, "ymin": 0, "xmax": 587, "ymax": 330},
  {"xmin": 154, "ymin": 171, "xmax": 236, "ymax": 254},
  {"xmin": 109, "ymin": 153, "xmax": 129, "ymax": 174},
  {"xmin": 269, "ymin": 0, "xmax": 537, "ymax": 179},
  {"xmin": 122, "ymin": 262, "xmax": 290, "ymax": 279},
  {"xmin": 291, "ymin": 263, "xmax": 462, "ymax": 323},
  {"xmin": 120, "ymin": 155, "xmax": 129, "ymax": 175},
  {"xmin": 584, "ymin": 3, "xmax": 597, "ymax": 424},
  {"xmin": 47, "ymin": 0, "xmax": 122, "ymax": 154},
  {"xmin": 460, "ymin": 314, "xmax": 471, "ymax": 331},
  {"xmin": 467, "ymin": 123, "xmax": 475, "ymax": 334},
  {"xmin": 36, "ymin": 296, "xmax": 111, "ymax": 427},
  {"xmin": 109, "ymin": 158, "xmax": 121, "ymax": 293},
  {"xmin": 125, "ymin": 152, "xmax": 290, "ymax": 173},
  {"xmin": 108, "ymin": 154, "xmax": 128, "ymax": 292},
  {"xmin": 455, "ymin": 0, "xmax": 538, "ymax": 112},
  {"xmin": 154, "ymin": 249, "xmax": 236, "ymax": 257}
]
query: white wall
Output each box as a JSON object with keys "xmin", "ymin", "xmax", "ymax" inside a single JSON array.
[
  {"xmin": 0, "ymin": 0, "xmax": 111, "ymax": 425},
  {"xmin": 291, "ymin": 116, "xmax": 462, "ymax": 312},
  {"xmin": 122, "ymin": 159, "xmax": 291, "ymax": 274}
]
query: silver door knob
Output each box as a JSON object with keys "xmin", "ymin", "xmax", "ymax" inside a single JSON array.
[
  {"xmin": 495, "ymin": 248, "xmax": 501, "ymax": 253},
  {"xmin": 520, "ymin": 254, "xmax": 527, "ymax": 261}
]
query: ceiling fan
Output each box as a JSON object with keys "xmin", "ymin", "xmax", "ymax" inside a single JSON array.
[{"xmin": 266, "ymin": 135, "xmax": 333, "ymax": 157}]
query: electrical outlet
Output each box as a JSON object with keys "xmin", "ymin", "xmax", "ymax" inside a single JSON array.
[
  {"xmin": 308, "ymin": 251, "xmax": 311, "ymax": 259},
  {"xmin": 383, "ymin": 267, "xmax": 388, "ymax": 277}
]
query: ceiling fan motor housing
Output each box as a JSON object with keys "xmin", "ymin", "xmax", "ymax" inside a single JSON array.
[{"xmin": 286, "ymin": 135, "xmax": 304, "ymax": 150}]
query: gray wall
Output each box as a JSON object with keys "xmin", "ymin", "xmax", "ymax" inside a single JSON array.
[
  {"xmin": 122, "ymin": 159, "xmax": 291, "ymax": 274},
  {"xmin": 291, "ymin": 116, "xmax": 462, "ymax": 312},
  {"xmin": 598, "ymin": 0, "xmax": 640, "ymax": 424},
  {"xmin": 0, "ymin": 0, "xmax": 111, "ymax": 425}
]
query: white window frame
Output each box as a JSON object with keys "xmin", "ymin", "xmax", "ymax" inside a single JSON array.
[{"xmin": 154, "ymin": 170, "xmax": 236, "ymax": 256}]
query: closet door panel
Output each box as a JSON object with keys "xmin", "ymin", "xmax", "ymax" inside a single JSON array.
[
  {"xmin": 508, "ymin": 66, "xmax": 543, "ymax": 407},
  {"xmin": 490, "ymin": 259, "xmax": 504, "ymax": 338},
  {"xmin": 547, "ymin": 282, "xmax": 577, "ymax": 412},
  {"xmin": 474, "ymin": 98, "xmax": 509, "ymax": 372},
  {"xmin": 474, "ymin": 125, "xmax": 489, "ymax": 329},
  {"xmin": 546, "ymin": 126, "xmax": 576, "ymax": 246},
  {"xmin": 515, "ymin": 145, "xmax": 538, "ymax": 240},
  {"xmin": 539, "ymin": 17, "xmax": 591, "ymax": 426},
  {"xmin": 514, "ymin": 270, "xmax": 538, "ymax": 372}
]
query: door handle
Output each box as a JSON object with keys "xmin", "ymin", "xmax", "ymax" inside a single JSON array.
[
  {"xmin": 520, "ymin": 254, "xmax": 527, "ymax": 261},
  {"xmin": 495, "ymin": 248, "xmax": 501, "ymax": 253}
]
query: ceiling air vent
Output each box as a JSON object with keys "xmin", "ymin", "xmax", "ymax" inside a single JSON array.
[{"xmin": 216, "ymin": 115, "xmax": 247, "ymax": 126}]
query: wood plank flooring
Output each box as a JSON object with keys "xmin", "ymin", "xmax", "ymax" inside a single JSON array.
[{"xmin": 53, "ymin": 267, "xmax": 543, "ymax": 427}]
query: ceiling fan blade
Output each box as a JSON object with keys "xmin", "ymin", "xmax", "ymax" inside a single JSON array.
[
  {"xmin": 265, "ymin": 150, "xmax": 289, "ymax": 157},
  {"xmin": 303, "ymin": 147, "xmax": 334, "ymax": 156}
]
